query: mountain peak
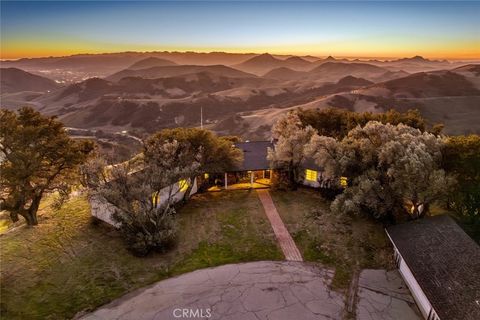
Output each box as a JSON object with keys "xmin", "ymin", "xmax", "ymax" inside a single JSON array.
[
  {"xmin": 285, "ymin": 56, "xmax": 307, "ymax": 62},
  {"xmin": 251, "ymin": 53, "xmax": 278, "ymax": 62},
  {"xmin": 237, "ymin": 53, "xmax": 282, "ymax": 67},
  {"xmin": 325, "ymin": 55, "xmax": 336, "ymax": 61},
  {"xmin": 411, "ymin": 55, "xmax": 427, "ymax": 61}
]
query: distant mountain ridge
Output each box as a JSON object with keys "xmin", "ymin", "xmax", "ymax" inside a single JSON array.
[
  {"xmin": 127, "ymin": 57, "xmax": 177, "ymax": 69},
  {"xmin": 107, "ymin": 65, "xmax": 257, "ymax": 82}
]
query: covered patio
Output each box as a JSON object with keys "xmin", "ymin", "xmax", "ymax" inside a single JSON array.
[{"xmin": 208, "ymin": 141, "xmax": 274, "ymax": 191}]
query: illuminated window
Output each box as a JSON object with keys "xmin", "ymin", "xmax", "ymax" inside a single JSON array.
[
  {"xmin": 305, "ymin": 169, "xmax": 318, "ymax": 182},
  {"xmin": 204, "ymin": 173, "xmax": 209, "ymax": 179},
  {"xmin": 178, "ymin": 179, "xmax": 189, "ymax": 192},
  {"xmin": 340, "ymin": 176, "xmax": 348, "ymax": 187}
]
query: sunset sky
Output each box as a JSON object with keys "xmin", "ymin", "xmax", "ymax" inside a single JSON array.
[{"xmin": 1, "ymin": 1, "xmax": 479, "ymax": 60}]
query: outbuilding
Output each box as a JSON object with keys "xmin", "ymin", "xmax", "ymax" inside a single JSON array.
[{"xmin": 386, "ymin": 215, "xmax": 480, "ymax": 320}]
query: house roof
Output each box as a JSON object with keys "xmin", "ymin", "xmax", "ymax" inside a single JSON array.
[
  {"xmin": 231, "ymin": 140, "xmax": 323, "ymax": 173},
  {"xmin": 386, "ymin": 215, "xmax": 480, "ymax": 320},
  {"xmin": 301, "ymin": 156, "xmax": 323, "ymax": 172},
  {"xmin": 232, "ymin": 141, "xmax": 273, "ymax": 171}
]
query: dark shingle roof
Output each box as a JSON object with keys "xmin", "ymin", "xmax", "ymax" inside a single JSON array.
[
  {"xmin": 231, "ymin": 140, "xmax": 323, "ymax": 172},
  {"xmin": 386, "ymin": 215, "xmax": 480, "ymax": 320},
  {"xmin": 232, "ymin": 141, "xmax": 273, "ymax": 171},
  {"xmin": 301, "ymin": 156, "xmax": 323, "ymax": 172}
]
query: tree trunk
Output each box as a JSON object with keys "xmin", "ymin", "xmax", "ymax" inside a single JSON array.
[
  {"xmin": 22, "ymin": 211, "xmax": 38, "ymax": 226},
  {"xmin": 288, "ymin": 162, "xmax": 297, "ymax": 190},
  {"xmin": 24, "ymin": 194, "xmax": 42, "ymax": 226},
  {"xmin": 9, "ymin": 211, "xmax": 19, "ymax": 223}
]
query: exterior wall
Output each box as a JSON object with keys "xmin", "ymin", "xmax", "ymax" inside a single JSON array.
[
  {"xmin": 89, "ymin": 194, "xmax": 120, "ymax": 227},
  {"xmin": 302, "ymin": 169, "xmax": 321, "ymax": 188},
  {"xmin": 89, "ymin": 177, "xmax": 198, "ymax": 228},
  {"xmin": 302, "ymin": 178, "xmax": 320, "ymax": 188},
  {"xmin": 386, "ymin": 231, "xmax": 440, "ymax": 320}
]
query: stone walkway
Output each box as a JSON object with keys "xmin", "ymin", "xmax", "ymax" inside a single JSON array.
[
  {"xmin": 256, "ymin": 189, "xmax": 303, "ymax": 261},
  {"xmin": 79, "ymin": 261, "xmax": 344, "ymax": 320}
]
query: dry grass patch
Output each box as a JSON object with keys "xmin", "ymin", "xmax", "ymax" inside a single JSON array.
[
  {"xmin": 0, "ymin": 190, "xmax": 282, "ymax": 319},
  {"xmin": 270, "ymin": 188, "xmax": 394, "ymax": 291}
]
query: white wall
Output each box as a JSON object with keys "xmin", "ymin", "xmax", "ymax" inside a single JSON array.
[
  {"xmin": 89, "ymin": 177, "xmax": 198, "ymax": 227},
  {"xmin": 89, "ymin": 194, "xmax": 120, "ymax": 227},
  {"xmin": 302, "ymin": 179, "xmax": 320, "ymax": 188},
  {"xmin": 386, "ymin": 231, "xmax": 440, "ymax": 320}
]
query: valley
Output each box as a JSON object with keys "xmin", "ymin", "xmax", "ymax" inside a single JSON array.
[{"xmin": 2, "ymin": 52, "xmax": 479, "ymax": 140}]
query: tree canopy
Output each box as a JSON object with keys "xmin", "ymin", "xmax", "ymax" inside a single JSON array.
[
  {"xmin": 83, "ymin": 140, "xmax": 200, "ymax": 255},
  {"xmin": 0, "ymin": 107, "xmax": 93, "ymax": 225},
  {"xmin": 83, "ymin": 128, "xmax": 242, "ymax": 254},
  {"xmin": 267, "ymin": 111, "xmax": 316, "ymax": 188},
  {"xmin": 298, "ymin": 107, "xmax": 428, "ymax": 139},
  {"xmin": 307, "ymin": 121, "xmax": 453, "ymax": 220},
  {"xmin": 443, "ymin": 135, "xmax": 480, "ymax": 226},
  {"xmin": 146, "ymin": 128, "xmax": 243, "ymax": 175}
]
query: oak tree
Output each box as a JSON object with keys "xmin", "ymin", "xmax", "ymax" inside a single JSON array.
[
  {"xmin": 0, "ymin": 107, "xmax": 93, "ymax": 226},
  {"xmin": 267, "ymin": 111, "xmax": 316, "ymax": 189}
]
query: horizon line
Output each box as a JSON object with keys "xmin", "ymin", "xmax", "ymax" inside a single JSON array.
[{"xmin": 2, "ymin": 50, "xmax": 480, "ymax": 62}]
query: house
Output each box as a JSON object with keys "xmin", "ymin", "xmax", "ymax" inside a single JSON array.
[
  {"xmin": 386, "ymin": 215, "xmax": 480, "ymax": 320},
  {"xmin": 90, "ymin": 178, "xmax": 198, "ymax": 227},
  {"xmin": 90, "ymin": 140, "xmax": 327, "ymax": 226},
  {"xmin": 225, "ymin": 140, "xmax": 325, "ymax": 189},
  {"xmin": 222, "ymin": 141, "xmax": 273, "ymax": 189}
]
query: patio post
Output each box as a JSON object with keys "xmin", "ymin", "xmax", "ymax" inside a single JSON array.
[
  {"xmin": 250, "ymin": 171, "xmax": 254, "ymax": 188},
  {"xmin": 224, "ymin": 172, "xmax": 228, "ymax": 190}
]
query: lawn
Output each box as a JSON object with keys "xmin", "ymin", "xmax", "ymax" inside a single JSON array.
[
  {"xmin": 0, "ymin": 190, "xmax": 282, "ymax": 319},
  {"xmin": 270, "ymin": 187, "xmax": 394, "ymax": 291}
]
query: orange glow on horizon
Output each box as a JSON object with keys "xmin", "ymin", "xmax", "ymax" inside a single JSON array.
[{"xmin": 1, "ymin": 38, "xmax": 479, "ymax": 61}]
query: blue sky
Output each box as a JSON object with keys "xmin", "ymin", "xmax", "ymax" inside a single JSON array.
[{"xmin": 1, "ymin": 1, "xmax": 479, "ymax": 59}]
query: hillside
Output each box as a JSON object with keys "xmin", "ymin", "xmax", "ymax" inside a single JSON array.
[
  {"xmin": 379, "ymin": 70, "xmax": 480, "ymax": 98},
  {"xmin": 127, "ymin": 57, "xmax": 177, "ymax": 69},
  {"xmin": 0, "ymin": 68, "xmax": 60, "ymax": 93},
  {"xmin": 107, "ymin": 64, "xmax": 256, "ymax": 81},
  {"xmin": 308, "ymin": 62, "xmax": 390, "ymax": 81},
  {"xmin": 234, "ymin": 53, "xmax": 315, "ymax": 75},
  {"xmin": 263, "ymin": 67, "xmax": 308, "ymax": 80},
  {"xmin": 2, "ymin": 55, "xmax": 479, "ymax": 139},
  {"xmin": 228, "ymin": 68, "xmax": 480, "ymax": 138}
]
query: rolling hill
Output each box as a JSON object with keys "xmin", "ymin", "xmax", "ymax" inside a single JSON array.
[
  {"xmin": 0, "ymin": 68, "xmax": 60, "ymax": 93},
  {"xmin": 107, "ymin": 65, "xmax": 256, "ymax": 82},
  {"xmin": 234, "ymin": 53, "xmax": 316, "ymax": 75},
  {"xmin": 263, "ymin": 67, "xmax": 308, "ymax": 80},
  {"xmin": 226, "ymin": 66, "xmax": 480, "ymax": 138},
  {"xmin": 309, "ymin": 62, "xmax": 389, "ymax": 81},
  {"xmin": 127, "ymin": 57, "xmax": 177, "ymax": 70},
  {"xmin": 2, "ymin": 53, "xmax": 478, "ymax": 139}
]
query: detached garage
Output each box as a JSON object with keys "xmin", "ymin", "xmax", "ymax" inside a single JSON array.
[{"xmin": 386, "ymin": 215, "xmax": 480, "ymax": 320}]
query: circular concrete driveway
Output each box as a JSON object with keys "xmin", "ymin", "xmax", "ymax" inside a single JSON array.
[{"xmin": 80, "ymin": 261, "xmax": 345, "ymax": 320}]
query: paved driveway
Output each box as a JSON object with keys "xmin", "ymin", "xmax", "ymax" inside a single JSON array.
[
  {"xmin": 80, "ymin": 261, "xmax": 345, "ymax": 320},
  {"xmin": 356, "ymin": 270, "xmax": 422, "ymax": 320}
]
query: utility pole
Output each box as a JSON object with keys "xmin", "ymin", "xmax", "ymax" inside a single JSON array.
[{"xmin": 200, "ymin": 106, "xmax": 203, "ymax": 129}]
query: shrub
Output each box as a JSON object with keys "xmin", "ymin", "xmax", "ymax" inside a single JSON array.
[{"xmin": 113, "ymin": 206, "xmax": 177, "ymax": 256}]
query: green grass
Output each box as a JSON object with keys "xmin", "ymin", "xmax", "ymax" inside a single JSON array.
[
  {"xmin": 0, "ymin": 190, "xmax": 282, "ymax": 319},
  {"xmin": 271, "ymin": 187, "xmax": 393, "ymax": 291}
]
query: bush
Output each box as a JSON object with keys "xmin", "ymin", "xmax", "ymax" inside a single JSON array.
[
  {"xmin": 271, "ymin": 170, "xmax": 290, "ymax": 190},
  {"xmin": 113, "ymin": 206, "xmax": 177, "ymax": 256}
]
